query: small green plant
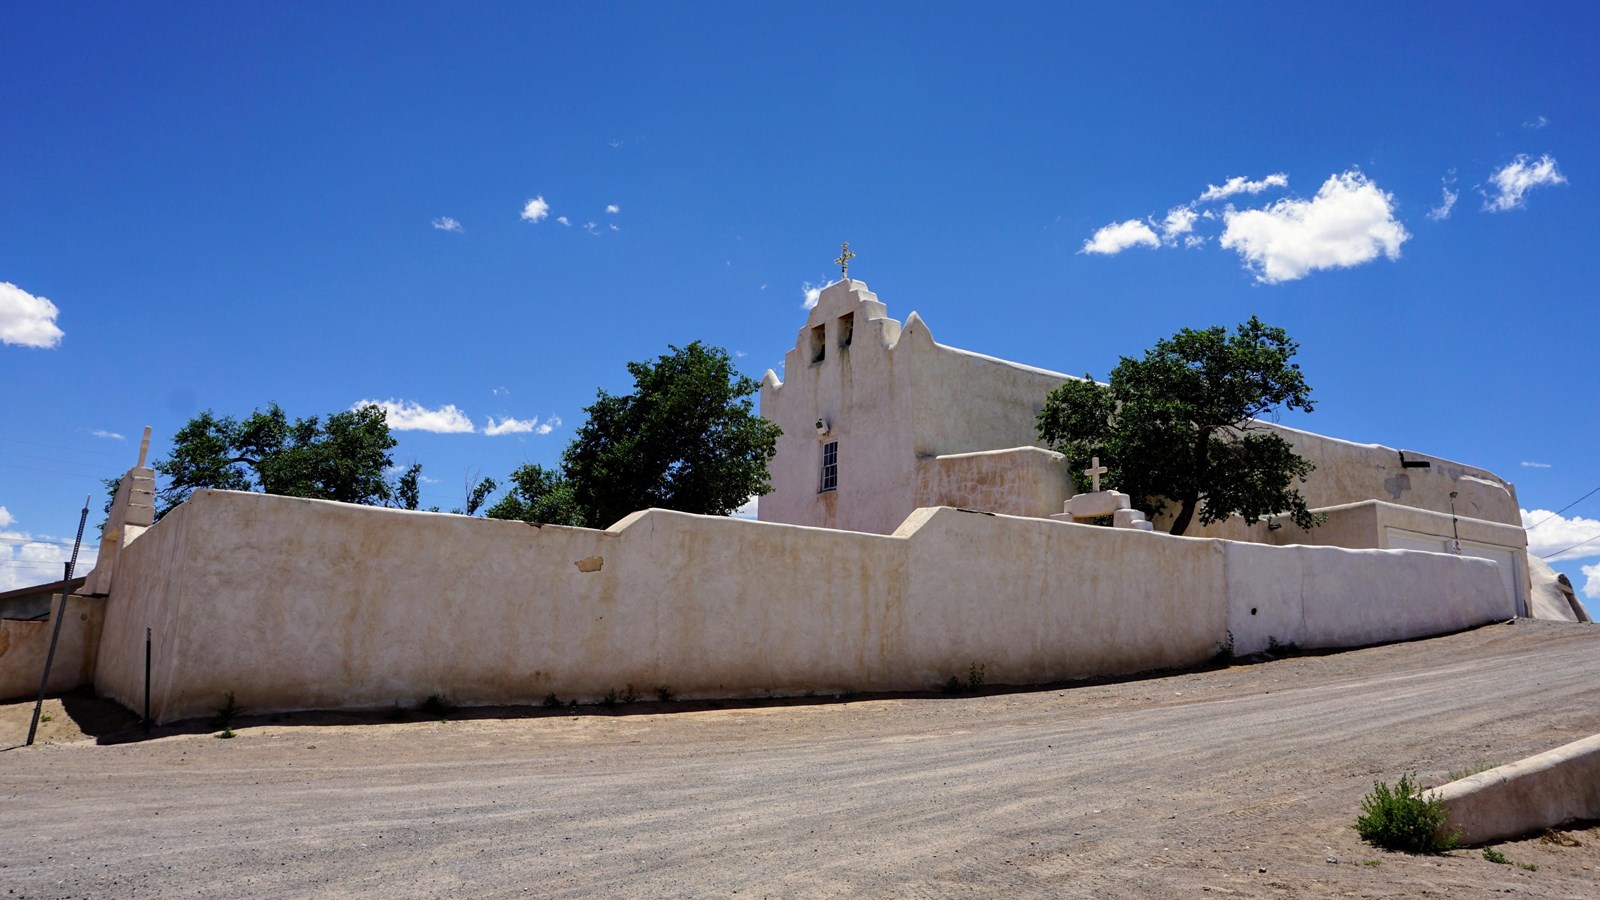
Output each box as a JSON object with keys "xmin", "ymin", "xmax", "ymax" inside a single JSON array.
[
  {"xmin": 1362, "ymin": 859, "xmax": 1381, "ymax": 867},
  {"xmin": 601, "ymin": 688, "xmax": 620, "ymax": 707},
  {"xmin": 654, "ymin": 685, "xmax": 676, "ymax": 702},
  {"xmin": 941, "ymin": 675, "xmax": 963, "ymax": 694},
  {"xmin": 1214, "ymin": 630, "xmax": 1235, "ymax": 663},
  {"xmin": 1354, "ymin": 773, "xmax": 1458, "ymax": 853},
  {"xmin": 1482, "ymin": 846, "xmax": 1509, "ymax": 864},
  {"xmin": 620, "ymin": 684, "xmax": 640, "ymax": 704},
  {"xmin": 1447, "ymin": 761, "xmax": 1497, "ymax": 782},
  {"xmin": 39, "ymin": 714, "xmax": 52, "ymax": 724},
  {"xmin": 1517, "ymin": 862, "xmax": 1538, "ymax": 872},
  {"xmin": 542, "ymin": 693, "xmax": 563, "ymax": 708},
  {"xmin": 214, "ymin": 691, "xmax": 242, "ymax": 728},
  {"xmin": 1266, "ymin": 636, "xmax": 1300, "ymax": 655},
  {"xmin": 967, "ymin": 663, "xmax": 986, "ymax": 689},
  {"xmin": 420, "ymin": 693, "xmax": 456, "ymax": 716},
  {"xmin": 216, "ymin": 726, "xmax": 236, "ymax": 739}
]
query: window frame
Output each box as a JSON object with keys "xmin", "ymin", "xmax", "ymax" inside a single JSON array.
[{"xmin": 819, "ymin": 440, "xmax": 838, "ymax": 493}]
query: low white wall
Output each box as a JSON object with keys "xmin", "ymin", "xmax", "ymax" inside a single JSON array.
[
  {"xmin": 97, "ymin": 490, "xmax": 1514, "ymax": 723},
  {"xmin": 1224, "ymin": 542, "xmax": 1512, "ymax": 656},
  {"xmin": 0, "ymin": 596, "xmax": 104, "ymax": 701},
  {"xmin": 1429, "ymin": 733, "xmax": 1600, "ymax": 844}
]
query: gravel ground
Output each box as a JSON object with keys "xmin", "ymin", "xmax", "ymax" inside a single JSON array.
[{"xmin": 3, "ymin": 618, "xmax": 1599, "ymax": 898}]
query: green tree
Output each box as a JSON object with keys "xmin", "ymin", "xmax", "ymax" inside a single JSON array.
[
  {"xmin": 153, "ymin": 403, "xmax": 409, "ymax": 518},
  {"xmin": 486, "ymin": 342, "xmax": 781, "ymax": 529},
  {"xmin": 1037, "ymin": 316, "xmax": 1320, "ymax": 535},
  {"xmin": 484, "ymin": 464, "xmax": 582, "ymax": 525}
]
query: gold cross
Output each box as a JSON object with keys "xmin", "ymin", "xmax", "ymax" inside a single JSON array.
[{"xmin": 835, "ymin": 242, "xmax": 856, "ymax": 278}]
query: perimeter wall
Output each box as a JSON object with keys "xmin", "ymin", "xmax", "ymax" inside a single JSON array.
[{"xmin": 95, "ymin": 490, "xmax": 1514, "ymax": 723}]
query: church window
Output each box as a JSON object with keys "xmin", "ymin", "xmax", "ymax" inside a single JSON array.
[
  {"xmin": 838, "ymin": 312, "xmax": 854, "ymax": 348},
  {"xmin": 810, "ymin": 324, "xmax": 827, "ymax": 363},
  {"xmin": 819, "ymin": 440, "xmax": 838, "ymax": 492}
]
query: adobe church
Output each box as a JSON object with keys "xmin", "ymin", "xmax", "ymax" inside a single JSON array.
[{"xmin": 758, "ymin": 278, "xmax": 1533, "ymax": 615}]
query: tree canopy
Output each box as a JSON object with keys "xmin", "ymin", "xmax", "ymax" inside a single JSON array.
[
  {"xmin": 486, "ymin": 341, "xmax": 781, "ymax": 529},
  {"xmin": 152, "ymin": 403, "xmax": 416, "ymax": 518},
  {"xmin": 1037, "ymin": 316, "xmax": 1320, "ymax": 535}
]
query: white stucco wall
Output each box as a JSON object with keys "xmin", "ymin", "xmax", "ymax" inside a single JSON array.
[
  {"xmin": 95, "ymin": 490, "xmax": 1513, "ymax": 724},
  {"xmin": 0, "ymin": 596, "xmax": 104, "ymax": 701}
]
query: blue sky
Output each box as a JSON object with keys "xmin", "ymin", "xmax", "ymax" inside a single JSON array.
[{"xmin": 3, "ymin": 2, "xmax": 1595, "ymax": 605}]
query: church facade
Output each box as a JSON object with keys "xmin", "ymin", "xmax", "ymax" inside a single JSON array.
[{"xmin": 759, "ymin": 279, "xmax": 1531, "ymax": 614}]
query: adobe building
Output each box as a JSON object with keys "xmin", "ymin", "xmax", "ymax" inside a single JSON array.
[{"xmin": 758, "ymin": 279, "xmax": 1532, "ymax": 614}]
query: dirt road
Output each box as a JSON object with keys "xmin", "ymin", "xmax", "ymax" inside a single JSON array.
[{"xmin": 4, "ymin": 619, "xmax": 1599, "ymax": 897}]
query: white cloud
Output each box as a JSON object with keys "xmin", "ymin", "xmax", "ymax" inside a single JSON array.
[
  {"xmin": 1521, "ymin": 509, "xmax": 1600, "ymax": 562},
  {"xmin": 1218, "ymin": 170, "xmax": 1409, "ymax": 283},
  {"xmin": 1196, "ymin": 173, "xmax": 1289, "ymax": 203},
  {"xmin": 1483, "ymin": 154, "xmax": 1566, "ymax": 212},
  {"xmin": 520, "ymin": 196, "xmax": 551, "ymax": 223},
  {"xmin": 801, "ymin": 278, "xmax": 838, "ymax": 310},
  {"xmin": 0, "ymin": 522, "xmax": 98, "ymax": 592},
  {"xmin": 483, "ymin": 415, "xmax": 559, "ymax": 436},
  {"xmin": 609, "ymin": 223, "xmax": 620, "ymax": 232},
  {"xmin": 609, "ymin": 139, "xmax": 623, "ymax": 149},
  {"xmin": 1161, "ymin": 207, "xmax": 1197, "ymax": 244},
  {"xmin": 1183, "ymin": 235, "xmax": 1206, "ymax": 249},
  {"xmin": 1427, "ymin": 179, "xmax": 1458, "ymax": 221},
  {"xmin": 605, "ymin": 204, "xmax": 620, "ymax": 214},
  {"xmin": 483, "ymin": 416, "xmax": 535, "ymax": 436},
  {"xmin": 431, "ymin": 217, "xmax": 463, "ymax": 232},
  {"xmin": 556, "ymin": 216, "xmax": 571, "ymax": 227},
  {"xmin": 1584, "ymin": 563, "xmax": 1600, "ymax": 600},
  {"xmin": 1081, "ymin": 219, "xmax": 1160, "ymax": 255},
  {"xmin": 730, "ymin": 497, "xmax": 758, "ymax": 520},
  {"xmin": 354, "ymin": 399, "xmax": 475, "ymax": 433},
  {"xmin": 1520, "ymin": 461, "xmax": 1552, "ymax": 469},
  {"xmin": 1524, "ymin": 115, "xmax": 1548, "ymax": 129},
  {"xmin": 0, "ymin": 281, "xmax": 65, "ymax": 349},
  {"xmin": 92, "ymin": 430, "xmax": 126, "ymax": 440},
  {"xmin": 584, "ymin": 221, "xmax": 600, "ymax": 235}
]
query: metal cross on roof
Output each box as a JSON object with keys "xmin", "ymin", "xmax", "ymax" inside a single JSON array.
[{"xmin": 835, "ymin": 242, "xmax": 855, "ymax": 278}]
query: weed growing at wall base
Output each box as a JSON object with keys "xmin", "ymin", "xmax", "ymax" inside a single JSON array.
[
  {"xmin": 1354, "ymin": 773, "xmax": 1458, "ymax": 853},
  {"xmin": 213, "ymin": 692, "xmax": 242, "ymax": 729},
  {"xmin": 1213, "ymin": 631, "xmax": 1234, "ymax": 663},
  {"xmin": 420, "ymin": 694, "xmax": 457, "ymax": 716}
]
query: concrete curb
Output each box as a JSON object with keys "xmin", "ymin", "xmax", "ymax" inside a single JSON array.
[{"xmin": 1427, "ymin": 733, "xmax": 1600, "ymax": 844}]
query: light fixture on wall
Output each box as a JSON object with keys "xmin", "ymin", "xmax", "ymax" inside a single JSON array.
[{"xmin": 814, "ymin": 418, "xmax": 830, "ymax": 437}]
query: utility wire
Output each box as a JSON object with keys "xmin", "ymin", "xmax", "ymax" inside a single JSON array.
[
  {"xmin": 0, "ymin": 436, "xmax": 130, "ymax": 459},
  {"xmin": 0, "ymin": 536, "xmax": 79, "ymax": 547},
  {"xmin": 1539, "ymin": 531, "xmax": 1600, "ymax": 560},
  {"xmin": 1526, "ymin": 484, "xmax": 1600, "ymax": 530}
]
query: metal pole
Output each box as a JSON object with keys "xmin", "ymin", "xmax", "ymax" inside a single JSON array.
[
  {"xmin": 144, "ymin": 628, "xmax": 152, "ymax": 733},
  {"xmin": 26, "ymin": 496, "xmax": 92, "ymax": 746}
]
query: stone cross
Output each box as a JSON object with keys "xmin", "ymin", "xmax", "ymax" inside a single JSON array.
[
  {"xmin": 835, "ymin": 241, "xmax": 855, "ymax": 278},
  {"xmin": 1085, "ymin": 456, "xmax": 1108, "ymax": 493}
]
